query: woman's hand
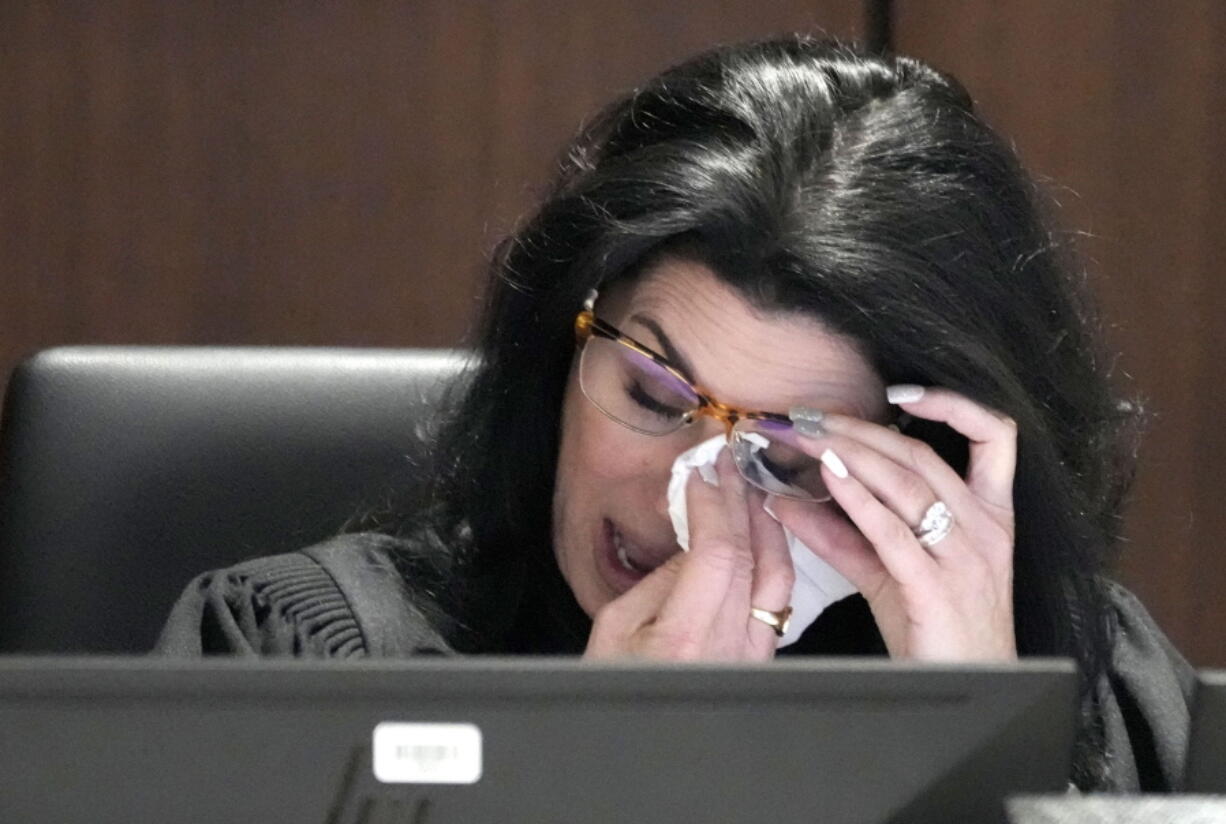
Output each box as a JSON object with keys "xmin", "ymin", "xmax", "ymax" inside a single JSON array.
[
  {"xmin": 584, "ymin": 450, "xmax": 795, "ymax": 661},
  {"xmin": 770, "ymin": 386, "xmax": 1018, "ymax": 662}
]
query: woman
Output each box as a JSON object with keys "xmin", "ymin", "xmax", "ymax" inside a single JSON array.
[{"xmin": 157, "ymin": 36, "xmax": 1193, "ymax": 791}]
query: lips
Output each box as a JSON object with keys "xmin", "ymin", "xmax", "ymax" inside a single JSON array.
[{"xmin": 607, "ymin": 519, "xmax": 677, "ymax": 576}]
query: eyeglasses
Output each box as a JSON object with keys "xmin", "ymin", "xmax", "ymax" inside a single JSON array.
[{"xmin": 573, "ymin": 290, "xmax": 832, "ymax": 502}]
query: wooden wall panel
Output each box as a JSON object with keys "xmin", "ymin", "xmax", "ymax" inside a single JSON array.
[
  {"xmin": 894, "ymin": 1, "xmax": 1226, "ymax": 665},
  {"xmin": 0, "ymin": 1, "xmax": 864, "ymax": 385},
  {"xmin": 5, "ymin": 2, "xmax": 1221, "ymax": 665}
]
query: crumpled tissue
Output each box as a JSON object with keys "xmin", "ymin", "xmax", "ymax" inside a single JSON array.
[{"xmin": 666, "ymin": 435, "xmax": 857, "ymax": 646}]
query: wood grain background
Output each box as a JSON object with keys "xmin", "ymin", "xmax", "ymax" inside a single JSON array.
[
  {"xmin": 893, "ymin": 1, "xmax": 1226, "ymax": 667},
  {"xmin": 2, "ymin": 2, "xmax": 1222, "ymax": 663}
]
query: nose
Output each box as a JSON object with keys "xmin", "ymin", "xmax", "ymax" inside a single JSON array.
[
  {"xmin": 687, "ymin": 413, "xmax": 731, "ymax": 444},
  {"xmin": 671, "ymin": 417, "xmax": 729, "ymax": 467}
]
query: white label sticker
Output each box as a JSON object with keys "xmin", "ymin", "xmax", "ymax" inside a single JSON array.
[{"xmin": 372, "ymin": 722, "xmax": 483, "ymax": 784}]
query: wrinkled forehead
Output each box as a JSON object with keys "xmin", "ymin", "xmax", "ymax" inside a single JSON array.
[{"xmin": 599, "ymin": 257, "xmax": 888, "ymax": 421}]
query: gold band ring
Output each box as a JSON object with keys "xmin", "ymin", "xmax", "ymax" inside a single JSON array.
[{"xmin": 749, "ymin": 605, "xmax": 793, "ymax": 638}]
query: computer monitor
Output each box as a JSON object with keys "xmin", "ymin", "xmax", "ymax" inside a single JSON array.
[
  {"xmin": 0, "ymin": 657, "xmax": 1077, "ymax": 824},
  {"xmin": 1185, "ymin": 669, "xmax": 1226, "ymax": 792}
]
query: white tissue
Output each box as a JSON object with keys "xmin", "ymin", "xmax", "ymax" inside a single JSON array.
[{"xmin": 666, "ymin": 435, "xmax": 858, "ymax": 647}]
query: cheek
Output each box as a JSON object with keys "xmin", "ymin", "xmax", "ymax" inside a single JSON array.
[
  {"xmin": 554, "ymin": 372, "xmax": 673, "ymax": 518},
  {"xmin": 563, "ymin": 403, "xmax": 652, "ymax": 486}
]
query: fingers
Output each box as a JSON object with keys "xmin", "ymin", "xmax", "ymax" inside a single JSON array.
[
  {"xmin": 793, "ymin": 431, "xmax": 995, "ymax": 549},
  {"xmin": 765, "ymin": 386, "xmax": 1019, "ymax": 663},
  {"xmin": 744, "ymin": 489, "xmax": 793, "ymax": 653},
  {"xmin": 748, "ymin": 490, "xmax": 793, "ymax": 608},
  {"xmin": 585, "ymin": 554, "xmax": 684, "ymax": 656},
  {"xmin": 787, "ymin": 387, "xmax": 1016, "ymax": 526},
  {"xmin": 812, "ymin": 419, "xmax": 970, "ymax": 517},
  {"xmin": 810, "ymin": 445, "xmax": 1018, "ymax": 662},
  {"xmin": 814, "ymin": 457, "xmax": 939, "ymax": 585},
  {"xmin": 595, "ymin": 429, "xmax": 860, "ymax": 660},
  {"xmin": 815, "ymin": 435, "xmax": 945, "ymax": 528},
  {"xmin": 767, "ymin": 495, "xmax": 886, "ymax": 595},
  {"xmin": 655, "ymin": 451, "xmax": 755, "ymax": 639},
  {"xmin": 882, "ymin": 386, "xmax": 1017, "ymax": 510},
  {"xmin": 593, "ymin": 449, "xmax": 791, "ymax": 661}
]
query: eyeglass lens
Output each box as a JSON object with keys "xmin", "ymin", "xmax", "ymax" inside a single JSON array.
[
  {"xmin": 579, "ymin": 335, "xmax": 700, "ymax": 434},
  {"xmin": 729, "ymin": 420, "xmax": 830, "ymax": 501},
  {"xmin": 579, "ymin": 336, "xmax": 831, "ymax": 502}
]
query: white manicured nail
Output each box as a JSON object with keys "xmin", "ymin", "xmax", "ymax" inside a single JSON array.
[
  {"xmin": 886, "ymin": 384, "xmax": 925, "ymax": 404},
  {"xmin": 820, "ymin": 448, "xmax": 848, "ymax": 479}
]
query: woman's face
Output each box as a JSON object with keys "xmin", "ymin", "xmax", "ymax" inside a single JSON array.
[{"xmin": 551, "ymin": 256, "xmax": 889, "ymax": 617}]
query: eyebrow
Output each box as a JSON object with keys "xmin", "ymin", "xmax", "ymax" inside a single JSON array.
[
  {"xmin": 626, "ymin": 310, "xmax": 885, "ymax": 419},
  {"xmin": 628, "ymin": 313, "xmax": 696, "ymax": 381}
]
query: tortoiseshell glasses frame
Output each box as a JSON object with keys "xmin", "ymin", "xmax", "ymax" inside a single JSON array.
[{"xmin": 573, "ymin": 289, "xmax": 795, "ymax": 437}]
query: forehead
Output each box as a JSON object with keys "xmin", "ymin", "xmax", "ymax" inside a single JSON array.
[{"xmin": 603, "ymin": 257, "xmax": 887, "ymax": 420}]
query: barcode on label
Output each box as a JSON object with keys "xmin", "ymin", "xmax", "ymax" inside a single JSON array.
[
  {"xmin": 372, "ymin": 722, "xmax": 483, "ymax": 784},
  {"xmin": 397, "ymin": 744, "xmax": 459, "ymax": 770}
]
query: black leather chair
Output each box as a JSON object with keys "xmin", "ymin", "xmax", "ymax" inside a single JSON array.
[{"xmin": 0, "ymin": 346, "xmax": 468, "ymax": 653}]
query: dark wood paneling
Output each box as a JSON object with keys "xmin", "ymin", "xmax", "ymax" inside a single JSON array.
[
  {"xmin": 0, "ymin": 2, "xmax": 864, "ymax": 384},
  {"xmin": 895, "ymin": 1, "xmax": 1226, "ymax": 665},
  {"xmin": 5, "ymin": 2, "xmax": 1221, "ymax": 665}
]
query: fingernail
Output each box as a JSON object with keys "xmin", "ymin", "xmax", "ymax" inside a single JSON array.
[
  {"xmin": 886, "ymin": 384, "xmax": 925, "ymax": 404},
  {"xmin": 762, "ymin": 497, "xmax": 781, "ymax": 522},
  {"xmin": 696, "ymin": 463, "xmax": 720, "ymax": 486},
  {"xmin": 788, "ymin": 405, "xmax": 826, "ymax": 438},
  {"xmin": 819, "ymin": 448, "xmax": 848, "ymax": 479}
]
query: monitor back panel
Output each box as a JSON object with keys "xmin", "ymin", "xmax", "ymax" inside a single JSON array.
[
  {"xmin": 1186, "ymin": 670, "xmax": 1226, "ymax": 792},
  {"xmin": 0, "ymin": 658, "xmax": 1076, "ymax": 824}
]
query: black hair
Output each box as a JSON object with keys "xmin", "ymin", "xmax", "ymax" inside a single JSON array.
[{"xmin": 374, "ymin": 35, "xmax": 1139, "ymax": 789}]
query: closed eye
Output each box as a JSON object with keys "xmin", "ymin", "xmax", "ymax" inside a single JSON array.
[
  {"xmin": 757, "ymin": 451, "xmax": 801, "ymax": 484},
  {"xmin": 627, "ymin": 379, "xmax": 687, "ymax": 418}
]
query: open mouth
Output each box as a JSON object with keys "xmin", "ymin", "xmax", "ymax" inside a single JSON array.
[
  {"xmin": 603, "ymin": 519, "xmax": 677, "ymax": 584},
  {"xmin": 613, "ymin": 529, "xmax": 652, "ymax": 574}
]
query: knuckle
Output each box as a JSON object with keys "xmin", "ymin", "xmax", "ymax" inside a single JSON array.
[
  {"xmin": 769, "ymin": 562, "xmax": 797, "ymax": 593},
  {"xmin": 696, "ymin": 538, "xmax": 755, "ymax": 578},
  {"xmin": 593, "ymin": 598, "xmax": 629, "ymax": 627},
  {"xmin": 649, "ymin": 625, "xmax": 706, "ymax": 660},
  {"xmin": 728, "ymin": 556, "xmax": 757, "ymax": 585},
  {"xmin": 757, "ymin": 544, "xmax": 795, "ymax": 581},
  {"xmin": 726, "ymin": 524, "xmax": 753, "ymax": 549},
  {"xmin": 907, "ymin": 439, "xmax": 939, "ymax": 470},
  {"xmin": 897, "ymin": 472, "xmax": 931, "ymax": 506},
  {"xmin": 731, "ymin": 547, "xmax": 758, "ymax": 581}
]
